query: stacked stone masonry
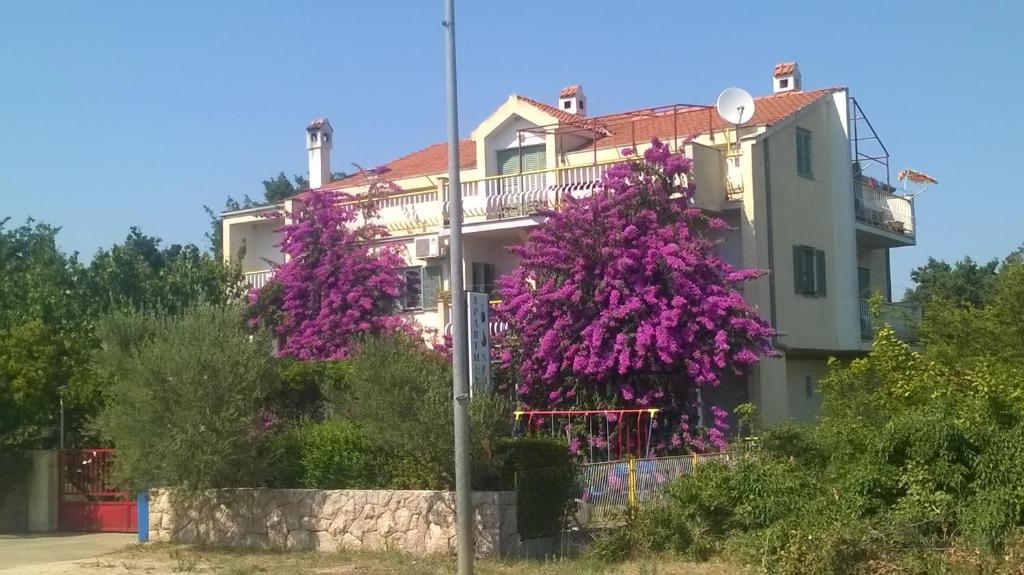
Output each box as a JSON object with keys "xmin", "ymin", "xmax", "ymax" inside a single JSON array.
[{"xmin": 148, "ymin": 489, "xmax": 518, "ymax": 558}]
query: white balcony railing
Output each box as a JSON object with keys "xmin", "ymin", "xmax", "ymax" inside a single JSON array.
[
  {"xmin": 244, "ymin": 269, "xmax": 274, "ymax": 290},
  {"xmin": 854, "ymin": 177, "xmax": 915, "ymax": 236},
  {"xmin": 360, "ymin": 156, "xmax": 713, "ymax": 232}
]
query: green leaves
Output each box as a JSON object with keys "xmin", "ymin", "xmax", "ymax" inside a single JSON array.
[{"xmin": 97, "ymin": 306, "xmax": 277, "ymax": 490}]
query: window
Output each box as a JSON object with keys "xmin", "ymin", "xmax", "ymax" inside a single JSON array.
[
  {"xmin": 398, "ymin": 265, "xmax": 443, "ymax": 310},
  {"xmin": 780, "ymin": 78, "xmax": 789, "ymax": 89},
  {"xmin": 496, "ymin": 144, "xmax": 547, "ymax": 175},
  {"xmin": 401, "ymin": 267, "xmax": 423, "ymax": 310},
  {"xmin": 793, "ymin": 245, "xmax": 826, "ymax": 296},
  {"xmin": 858, "ymin": 267, "xmax": 871, "ymax": 299},
  {"xmin": 796, "ymin": 127, "xmax": 813, "ymax": 178},
  {"xmin": 471, "ymin": 262, "xmax": 496, "ymax": 297},
  {"xmin": 563, "ymin": 100, "xmax": 571, "ymax": 110},
  {"xmin": 804, "ymin": 374, "xmax": 814, "ymax": 399}
]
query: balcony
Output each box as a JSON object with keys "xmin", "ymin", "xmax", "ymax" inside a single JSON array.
[
  {"xmin": 445, "ymin": 162, "xmax": 613, "ymax": 221},
  {"xmin": 859, "ymin": 299, "xmax": 921, "ymax": 342},
  {"xmin": 853, "ymin": 177, "xmax": 916, "ymax": 249},
  {"xmin": 370, "ymin": 154, "xmax": 731, "ymax": 235},
  {"xmin": 243, "ymin": 269, "xmax": 274, "ymax": 290}
]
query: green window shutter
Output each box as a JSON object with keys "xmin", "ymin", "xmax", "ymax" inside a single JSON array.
[
  {"xmin": 521, "ymin": 145, "xmax": 547, "ymax": 172},
  {"xmin": 796, "ymin": 128, "xmax": 813, "ymax": 178},
  {"xmin": 422, "ymin": 265, "xmax": 441, "ymax": 311},
  {"xmin": 497, "ymin": 145, "xmax": 546, "ymax": 175},
  {"xmin": 497, "ymin": 148, "xmax": 520, "ymax": 175},
  {"xmin": 815, "ymin": 250, "xmax": 827, "ymax": 297},
  {"xmin": 793, "ymin": 245, "xmax": 807, "ymax": 294}
]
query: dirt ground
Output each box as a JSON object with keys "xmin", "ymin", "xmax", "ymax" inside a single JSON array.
[{"xmin": 10, "ymin": 543, "xmax": 747, "ymax": 575}]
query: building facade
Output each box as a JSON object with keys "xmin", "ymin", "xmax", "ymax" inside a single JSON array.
[{"xmin": 222, "ymin": 62, "xmax": 918, "ymax": 424}]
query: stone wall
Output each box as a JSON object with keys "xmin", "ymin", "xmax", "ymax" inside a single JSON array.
[{"xmin": 148, "ymin": 488, "xmax": 517, "ymax": 558}]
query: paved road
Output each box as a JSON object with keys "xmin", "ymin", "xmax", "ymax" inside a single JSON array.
[{"xmin": 0, "ymin": 533, "xmax": 135, "ymax": 573}]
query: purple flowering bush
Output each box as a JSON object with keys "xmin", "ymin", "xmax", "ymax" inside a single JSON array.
[
  {"xmin": 497, "ymin": 139, "xmax": 775, "ymax": 452},
  {"xmin": 247, "ymin": 188, "xmax": 421, "ymax": 360}
]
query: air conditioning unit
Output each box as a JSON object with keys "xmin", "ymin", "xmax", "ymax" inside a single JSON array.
[{"xmin": 414, "ymin": 235, "xmax": 445, "ymax": 259}]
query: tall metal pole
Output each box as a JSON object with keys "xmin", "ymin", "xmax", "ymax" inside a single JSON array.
[{"xmin": 443, "ymin": 1, "xmax": 474, "ymax": 573}]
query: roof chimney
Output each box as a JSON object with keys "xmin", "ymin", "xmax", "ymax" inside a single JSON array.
[
  {"xmin": 773, "ymin": 62, "xmax": 801, "ymax": 93},
  {"xmin": 306, "ymin": 117, "xmax": 333, "ymax": 189},
  {"xmin": 558, "ymin": 84, "xmax": 587, "ymax": 116}
]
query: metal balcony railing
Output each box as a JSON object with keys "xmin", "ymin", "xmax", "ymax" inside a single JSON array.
[{"xmin": 859, "ymin": 299, "xmax": 921, "ymax": 341}]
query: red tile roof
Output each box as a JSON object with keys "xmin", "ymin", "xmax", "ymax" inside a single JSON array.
[
  {"xmin": 773, "ymin": 62, "xmax": 797, "ymax": 77},
  {"xmin": 592, "ymin": 88, "xmax": 836, "ymax": 149},
  {"xmin": 307, "ymin": 117, "xmax": 330, "ymax": 130},
  {"xmin": 323, "ymin": 139, "xmax": 477, "ymax": 190},
  {"xmin": 560, "ymin": 84, "xmax": 582, "ymax": 98},
  {"xmin": 317, "ymin": 87, "xmax": 838, "ymax": 192},
  {"xmin": 514, "ymin": 94, "xmax": 591, "ymax": 126}
]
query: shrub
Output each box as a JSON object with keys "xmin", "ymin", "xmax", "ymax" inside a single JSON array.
[
  {"xmin": 98, "ymin": 305, "xmax": 278, "ymax": 489},
  {"xmin": 489, "ymin": 437, "xmax": 577, "ymax": 538},
  {"xmin": 266, "ymin": 419, "xmax": 377, "ymax": 489},
  {"xmin": 334, "ymin": 334, "xmax": 512, "ymax": 491},
  {"xmin": 269, "ymin": 359, "xmax": 348, "ymax": 422}
]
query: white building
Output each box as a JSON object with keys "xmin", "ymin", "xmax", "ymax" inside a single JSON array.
[{"xmin": 222, "ymin": 62, "xmax": 919, "ymax": 423}]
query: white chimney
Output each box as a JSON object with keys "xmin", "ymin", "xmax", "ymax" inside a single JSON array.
[
  {"xmin": 773, "ymin": 62, "xmax": 801, "ymax": 93},
  {"xmin": 306, "ymin": 117, "xmax": 333, "ymax": 189},
  {"xmin": 558, "ymin": 84, "xmax": 587, "ymax": 116}
]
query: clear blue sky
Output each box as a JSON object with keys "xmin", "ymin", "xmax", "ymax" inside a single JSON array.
[{"xmin": 1, "ymin": 1, "xmax": 1021, "ymax": 296}]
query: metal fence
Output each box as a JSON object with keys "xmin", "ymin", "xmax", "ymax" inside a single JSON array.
[{"xmin": 572, "ymin": 453, "xmax": 735, "ymax": 528}]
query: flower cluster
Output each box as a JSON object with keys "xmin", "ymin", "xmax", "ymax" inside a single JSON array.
[
  {"xmin": 248, "ymin": 188, "xmax": 419, "ymax": 360},
  {"xmin": 496, "ymin": 139, "xmax": 775, "ymax": 452}
]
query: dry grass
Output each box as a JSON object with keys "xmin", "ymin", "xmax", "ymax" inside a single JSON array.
[{"xmin": 31, "ymin": 543, "xmax": 746, "ymax": 575}]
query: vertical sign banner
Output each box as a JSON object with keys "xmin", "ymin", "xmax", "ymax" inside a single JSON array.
[{"xmin": 467, "ymin": 292, "xmax": 491, "ymax": 397}]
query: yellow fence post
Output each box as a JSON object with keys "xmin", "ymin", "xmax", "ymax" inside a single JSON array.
[{"xmin": 627, "ymin": 456, "xmax": 637, "ymax": 509}]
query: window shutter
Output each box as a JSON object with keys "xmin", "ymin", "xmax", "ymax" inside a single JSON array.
[
  {"xmin": 422, "ymin": 265, "xmax": 441, "ymax": 310},
  {"xmin": 497, "ymin": 145, "xmax": 546, "ymax": 175},
  {"xmin": 796, "ymin": 128, "xmax": 812, "ymax": 177},
  {"xmin": 497, "ymin": 149, "xmax": 520, "ymax": 175},
  {"xmin": 793, "ymin": 245, "xmax": 806, "ymax": 294},
  {"xmin": 815, "ymin": 250, "xmax": 827, "ymax": 297},
  {"xmin": 522, "ymin": 145, "xmax": 547, "ymax": 172}
]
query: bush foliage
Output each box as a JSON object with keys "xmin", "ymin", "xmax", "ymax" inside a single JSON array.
[
  {"xmin": 598, "ymin": 259, "xmax": 1024, "ymax": 574},
  {"xmin": 98, "ymin": 306, "xmax": 278, "ymax": 489}
]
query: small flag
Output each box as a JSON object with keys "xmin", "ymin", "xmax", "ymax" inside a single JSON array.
[{"xmin": 898, "ymin": 168, "xmax": 938, "ymax": 185}]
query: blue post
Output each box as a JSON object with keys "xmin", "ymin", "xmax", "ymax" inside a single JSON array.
[{"xmin": 137, "ymin": 490, "xmax": 149, "ymax": 542}]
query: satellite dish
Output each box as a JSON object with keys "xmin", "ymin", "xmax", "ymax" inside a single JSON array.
[{"xmin": 716, "ymin": 87, "xmax": 756, "ymax": 125}]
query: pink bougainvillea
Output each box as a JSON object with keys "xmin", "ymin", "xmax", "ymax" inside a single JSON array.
[
  {"xmin": 247, "ymin": 185, "xmax": 420, "ymax": 360},
  {"xmin": 496, "ymin": 139, "xmax": 775, "ymax": 452}
]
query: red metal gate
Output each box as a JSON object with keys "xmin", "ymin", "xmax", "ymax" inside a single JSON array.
[{"xmin": 59, "ymin": 449, "xmax": 137, "ymax": 532}]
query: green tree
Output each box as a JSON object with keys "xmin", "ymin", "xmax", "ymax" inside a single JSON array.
[
  {"xmin": 904, "ymin": 256, "xmax": 1000, "ymax": 308},
  {"xmin": 97, "ymin": 306, "xmax": 278, "ymax": 489},
  {"xmin": 84, "ymin": 227, "xmax": 242, "ymax": 316},
  {"xmin": 0, "ymin": 219, "xmax": 92, "ymax": 449}
]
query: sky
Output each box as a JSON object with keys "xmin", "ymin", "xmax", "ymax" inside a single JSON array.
[{"xmin": 1, "ymin": 1, "xmax": 1021, "ymax": 296}]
